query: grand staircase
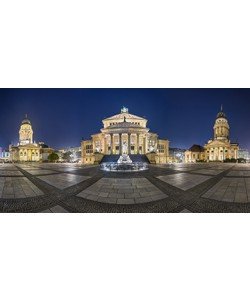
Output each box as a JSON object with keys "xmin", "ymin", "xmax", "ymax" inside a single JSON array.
[{"xmin": 101, "ymin": 155, "xmax": 150, "ymax": 164}]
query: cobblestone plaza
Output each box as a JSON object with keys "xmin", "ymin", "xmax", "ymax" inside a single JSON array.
[{"xmin": 1, "ymin": 162, "xmax": 250, "ymax": 213}]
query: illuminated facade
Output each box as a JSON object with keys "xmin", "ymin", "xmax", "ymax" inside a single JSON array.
[
  {"xmin": 10, "ymin": 116, "xmax": 53, "ymax": 162},
  {"xmin": 185, "ymin": 107, "xmax": 239, "ymax": 162},
  {"xmin": 82, "ymin": 107, "xmax": 169, "ymax": 164},
  {"xmin": 185, "ymin": 145, "xmax": 205, "ymax": 163}
]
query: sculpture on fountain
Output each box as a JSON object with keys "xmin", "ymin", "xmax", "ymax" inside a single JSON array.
[{"xmin": 117, "ymin": 141, "xmax": 132, "ymax": 164}]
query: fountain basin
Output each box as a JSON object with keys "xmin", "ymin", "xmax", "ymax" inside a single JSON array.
[{"xmin": 100, "ymin": 162, "xmax": 149, "ymax": 172}]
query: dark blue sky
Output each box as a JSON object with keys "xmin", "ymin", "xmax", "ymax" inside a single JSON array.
[{"xmin": 0, "ymin": 89, "xmax": 249, "ymax": 150}]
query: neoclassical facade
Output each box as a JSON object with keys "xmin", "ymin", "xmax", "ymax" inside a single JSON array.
[
  {"xmin": 204, "ymin": 108, "xmax": 239, "ymax": 161},
  {"xmin": 185, "ymin": 107, "xmax": 239, "ymax": 162},
  {"xmin": 10, "ymin": 116, "xmax": 53, "ymax": 162},
  {"xmin": 82, "ymin": 107, "xmax": 169, "ymax": 164}
]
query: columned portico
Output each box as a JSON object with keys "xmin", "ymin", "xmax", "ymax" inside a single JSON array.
[{"xmin": 82, "ymin": 107, "xmax": 170, "ymax": 164}]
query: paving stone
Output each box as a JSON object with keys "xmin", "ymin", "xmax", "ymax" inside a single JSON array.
[
  {"xmin": 117, "ymin": 198, "xmax": 135, "ymax": 205},
  {"xmin": 37, "ymin": 173, "xmax": 91, "ymax": 189},
  {"xmin": 157, "ymin": 173, "xmax": 211, "ymax": 191},
  {"xmin": 192, "ymin": 169, "xmax": 224, "ymax": 176},
  {"xmin": 0, "ymin": 177, "xmax": 43, "ymax": 199},
  {"xmin": 25, "ymin": 169, "xmax": 58, "ymax": 175},
  {"xmin": 49, "ymin": 206, "xmax": 69, "ymax": 213},
  {"xmin": 2, "ymin": 162, "xmax": 250, "ymax": 213},
  {"xmin": 203, "ymin": 178, "xmax": 249, "ymax": 203},
  {"xmin": 77, "ymin": 177, "xmax": 167, "ymax": 205},
  {"xmin": 227, "ymin": 171, "xmax": 250, "ymax": 177}
]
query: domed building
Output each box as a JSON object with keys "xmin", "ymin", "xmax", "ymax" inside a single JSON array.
[
  {"xmin": 81, "ymin": 107, "xmax": 169, "ymax": 164},
  {"xmin": 185, "ymin": 106, "xmax": 239, "ymax": 162},
  {"xmin": 10, "ymin": 115, "xmax": 53, "ymax": 162},
  {"xmin": 204, "ymin": 106, "xmax": 239, "ymax": 161}
]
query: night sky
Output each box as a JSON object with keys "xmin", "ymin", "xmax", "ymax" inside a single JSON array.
[{"xmin": 0, "ymin": 89, "xmax": 249, "ymax": 150}]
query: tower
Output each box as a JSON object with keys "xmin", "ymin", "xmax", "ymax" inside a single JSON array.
[
  {"xmin": 213, "ymin": 105, "xmax": 230, "ymax": 141},
  {"xmin": 19, "ymin": 114, "xmax": 33, "ymax": 145}
]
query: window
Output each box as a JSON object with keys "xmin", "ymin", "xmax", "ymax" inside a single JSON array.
[
  {"xmin": 86, "ymin": 144, "xmax": 93, "ymax": 154},
  {"xmin": 158, "ymin": 144, "xmax": 165, "ymax": 153}
]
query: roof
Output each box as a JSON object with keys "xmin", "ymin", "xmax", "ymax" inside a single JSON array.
[
  {"xmin": 189, "ymin": 144, "xmax": 204, "ymax": 152},
  {"xmin": 103, "ymin": 107, "xmax": 146, "ymax": 122},
  {"xmin": 216, "ymin": 105, "xmax": 227, "ymax": 119},
  {"xmin": 21, "ymin": 114, "xmax": 31, "ymax": 125},
  {"xmin": 106, "ymin": 122, "xmax": 145, "ymax": 129}
]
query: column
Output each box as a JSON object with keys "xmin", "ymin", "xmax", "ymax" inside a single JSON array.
[
  {"xmin": 119, "ymin": 133, "xmax": 122, "ymax": 155},
  {"xmin": 145, "ymin": 134, "xmax": 148, "ymax": 154},
  {"xmin": 104, "ymin": 137, "xmax": 106, "ymax": 154},
  {"xmin": 103, "ymin": 137, "xmax": 107, "ymax": 154},
  {"xmin": 110, "ymin": 134, "xmax": 113, "ymax": 154},
  {"xmin": 143, "ymin": 137, "xmax": 146, "ymax": 154},
  {"xmin": 137, "ymin": 134, "xmax": 140, "ymax": 154},
  {"xmin": 128, "ymin": 133, "xmax": 131, "ymax": 155}
]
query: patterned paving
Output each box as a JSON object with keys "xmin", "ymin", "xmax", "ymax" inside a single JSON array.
[
  {"xmin": 77, "ymin": 178, "xmax": 167, "ymax": 204},
  {"xmin": 41, "ymin": 205, "xmax": 69, "ymax": 213},
  {"xmin": 0, "ymin": 177, "xmax": 43, "ymax": 198},
  {"xmin": 0, "ymin": 170, "xmax": 23, "ymax": 176},
  {"xmin": 191, "ymin": 169, "xmax": 224, "ymax": 176},
  {"xmin": 25, "ymin": 169, "xmax": 58, "ymax": 175},
  {"xmin": 157, "ymin": 173, "xmax": 211, "ymax": 191},
  {"xmin": 37, "ymin": 173, "xmax": 91, "ymax": 189},
  {"xmin": 227, "ymin": 171, "xmax": 250, "ymax": 177},
  {"xmin": 202, "ymin": 178, "xmax": 250, "ymax": 203},
  {"xmin": 1, "ymin": 162, "xmax": 250, "ymax": 212}
]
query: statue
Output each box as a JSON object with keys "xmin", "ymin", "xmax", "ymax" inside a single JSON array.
[
  {"xmin": 122, "ymin": 141, "xmax": 128, "ymax": 154},
  {"xmin": 124, "ymin": 116, "xmax": 126, "ymax": 122},
  {"xmin": 121, "ymin": 106, "xmax": 129, "ymax": 113}
]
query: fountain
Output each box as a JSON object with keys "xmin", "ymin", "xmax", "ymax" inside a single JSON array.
[
  {"xmin": 117, "ymin": 154, "xmax": 133, "ymax": 164},
  {"xmin": 100, "ymin": 142, "xmax": 149, "ymax": 172}
]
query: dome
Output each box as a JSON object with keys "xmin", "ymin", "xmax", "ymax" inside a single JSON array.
[
  {"xmin": 216, "ymin": 111, "xmax": 227, "ymax": 119},
  {"xmin": 21, "ymin": 114, "xmax": 31, "ymax": 125},
  {"xmin": 189, "ymin": 144, "xmax": 204, "ymax": 152},
  {"xmin": 216, "ymin": 105, "xmax": 227, "ymax": 119}
]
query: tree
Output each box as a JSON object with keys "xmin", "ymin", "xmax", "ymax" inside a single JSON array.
[
  {"xmin": 62, "ymin": 151, "xmax": 73, "ymax": 162},
  {"xmin": 48, "ymin": 152, "xmax": 59, "ymax": 162}
]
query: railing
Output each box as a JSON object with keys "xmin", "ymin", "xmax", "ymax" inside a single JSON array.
[{"xmin": 100, "ymin": 162, "xmax": 149, "ymax": 172}]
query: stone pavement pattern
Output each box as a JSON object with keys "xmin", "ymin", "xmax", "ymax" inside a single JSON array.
[
  {"xmin": 0, "ymin": 177, "xmax": 43, "ymax": 199},
  {"xmin": 157, "ymin": 173, "xmax": 211, "ymax": 191},
  {"xmin": 1, "ymin": 162, "xmax": 250, "ymax": 212},
  {"xmin": 77, "ymin": 178, "xmax": 167, "ymax": 204},
  {"xmin": 37, "ymin": 173, "xmax": 91, "ymax": 189}
]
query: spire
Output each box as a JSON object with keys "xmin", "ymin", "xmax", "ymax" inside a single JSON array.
[
  {"xmin": 25, "ymin": 113, "xmax": 28, "ymax": 119},
  {"xmin": 216, "ymin": 105, "xmax": 227, "ymax": 119}
]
